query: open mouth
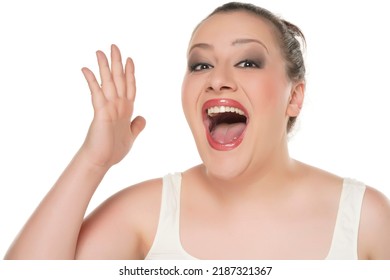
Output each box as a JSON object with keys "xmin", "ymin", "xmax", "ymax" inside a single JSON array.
[{"xmin": 202, "ymin": 99, "xmax": 248, "ymax": 151}]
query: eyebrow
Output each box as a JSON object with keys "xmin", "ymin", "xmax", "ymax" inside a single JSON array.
[
  {"xmin": 188, "ymin": 38, "xmax": 269, "ymax": 54},
  {"xmin": 188, "ymin": 43, "xmax": 213, "ymax": 54},
  {"xmin": 232, "ymin": 38, "xmax": 269, "ymax": 54}
]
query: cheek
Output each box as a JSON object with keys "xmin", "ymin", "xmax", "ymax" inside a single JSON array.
[
  {"xmin": 245, "ymin": 73, "xmax": 289, "ymax": 113},
  {"xmin": 181, "ymin": 74, "xmax": 190, "ymax": 105},
  {"xmin": 181, "ymin": 74, "xmax": 199, "ymax": 124}
]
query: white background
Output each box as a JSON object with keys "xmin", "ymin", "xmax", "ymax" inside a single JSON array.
[{"xmin": 1, "ymin": 0, "xmax": 389, "ymax": 257}]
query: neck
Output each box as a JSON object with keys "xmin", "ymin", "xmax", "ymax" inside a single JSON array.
[{"xmin": 201, "ymin": 138, "xmax": 298, "ymax": 201}]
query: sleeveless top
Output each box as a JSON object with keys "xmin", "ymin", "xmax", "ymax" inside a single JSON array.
[{"xmin": 145, "ymin": 173, "xmax": 366, "ymax": 260}]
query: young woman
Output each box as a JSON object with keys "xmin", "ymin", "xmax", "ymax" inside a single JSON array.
[{"xmin": 5, "ymin": 2, "xmax": 390, "ymax": 260}]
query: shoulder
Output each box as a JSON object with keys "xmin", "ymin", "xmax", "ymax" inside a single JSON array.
[
  {"xmin": 90, "ymin": 177, "xmax": 163, "ymax": 222},
  {"xmin": 76, "ymin": 177, "xmax": 163, "ymax": 259},
  {"xmin": 293, "ymin": 161, "xmax": 344, "ymax": 193},
  {"xmin": 113, "ymin": 177, "xmax": 163, "ymax": 208},
  {"xmin": 97, "ymin": 177, "xmax": 164, "ymax": 236},
  {"xmin": 359, "ymin": 185, "xmax": 390, "ymax": 259}
]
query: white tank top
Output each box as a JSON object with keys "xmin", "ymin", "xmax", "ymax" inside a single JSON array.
[{"xmin": 145, "ymin": 173, "xmax": 366, "ymax": 260}]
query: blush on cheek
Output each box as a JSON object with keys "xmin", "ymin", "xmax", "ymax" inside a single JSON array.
[{"xmin": 249, "ymin": 76, "xmax": 287, "ymax": 113}]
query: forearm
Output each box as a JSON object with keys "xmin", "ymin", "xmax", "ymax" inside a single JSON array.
[
  {"xmin": 5, "ymin": 45, "xmax": 144, "ymax": 259},
  {"xmin": 4, "ymin": 150, "xmax": 110, "ymax": 259}
]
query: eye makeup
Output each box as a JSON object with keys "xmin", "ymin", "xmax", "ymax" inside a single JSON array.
[
  {"xmin": 188, "ymin": 62, "xmax": 213, "ymax": 72},
  {"xmin": 234, "ymin": 46, "xmax": 267, "ymax": 69},
  {"xmin": 235, "ymin": 58, "xmax": 265, "ymax": 69},
  {"xmin": 186, "ymin": 45, "xmax": 266, "ymax": 72},
  {"xmin": 187, "ymin": 52, "xmax": 213, "ymax": 72}
]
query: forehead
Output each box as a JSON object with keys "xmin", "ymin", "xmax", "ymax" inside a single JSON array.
[{"xmin": 189, "ymin": 11, "xmax": 279, "ymax": 52}]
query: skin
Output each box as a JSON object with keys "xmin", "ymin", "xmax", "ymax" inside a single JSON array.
[
  {"xmin": 4, "ymin": 11, "xmax": 390, "ymax": 260},
  {"xmin": 182, "ymin": 11, "xmax": 303, "ymax": 184}
]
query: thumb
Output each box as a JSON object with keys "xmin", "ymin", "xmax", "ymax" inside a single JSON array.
[{"xmin": 130, "ymin": 116, "xmax": 146, "ymax": 139}]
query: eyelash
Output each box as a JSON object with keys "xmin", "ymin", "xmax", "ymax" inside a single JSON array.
[
  {"xmin": 235, "ymin": 59, "xmax": 262, "ymax": 68},
  {"xmin": 189, "ymin": 59, "xmax": 262, "ymax": 72},
  {"xmin": 189, "ymin": 63, "xmax": 212, "ymax": 72}
]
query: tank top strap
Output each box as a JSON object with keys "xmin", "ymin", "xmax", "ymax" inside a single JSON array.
[
  {"xmin": 326, "ymin": 178, "xmax": 366, "ymax": 259},
  {"xmin": 145, "ymin": 173, "xmax": 195, "ymax": 259}
]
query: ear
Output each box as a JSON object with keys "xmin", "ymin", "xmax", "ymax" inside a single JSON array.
[{"xmin": 286, "ymin": 81, "xmax": 305, "ymax": 117}]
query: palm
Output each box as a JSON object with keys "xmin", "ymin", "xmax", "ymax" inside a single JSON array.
[{"xmin": 81, "ymin": 45, "xmax": 145, "ymax": 167}]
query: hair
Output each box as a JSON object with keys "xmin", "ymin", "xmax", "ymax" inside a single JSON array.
[{"xmin": 201, "ymin": 2, "xmax": 306, "ymax": 133}]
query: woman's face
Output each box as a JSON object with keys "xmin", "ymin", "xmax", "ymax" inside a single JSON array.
[{"xmin": 181, "ymin": 11, "xmax": 303, "ymax": 180}]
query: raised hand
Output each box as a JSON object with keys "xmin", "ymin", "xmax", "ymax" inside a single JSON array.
[
  {"xmin": 80, "ymin": 45, "xmax": 145, "ymax": 168},
  {"xmin": 4, "ymin": 45, "xmax": 147, "ymax": 260}
]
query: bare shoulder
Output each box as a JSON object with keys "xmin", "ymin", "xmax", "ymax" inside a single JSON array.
[
  {"xmin": 293, "ymin": 161, "xmax": 344, "ymax": 190},
  {"xmin": 296, "ymin": 162, "xmax": 390, "ymax": 259},
  {"xmin": 113, "ymin": 177, "xmax": 163, "ymax": 209},
  {"xmin": 76, "ymin": 178, "xmax": 163, "ymax": 259},
  {"xmin": 359, "ymin": 185, "xmax": 390, "ymax": 259}
]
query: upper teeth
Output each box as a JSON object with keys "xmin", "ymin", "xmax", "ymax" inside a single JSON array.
[{"xmin": 207, "ymin": 106, "xmax": 245, "ymax": 117}]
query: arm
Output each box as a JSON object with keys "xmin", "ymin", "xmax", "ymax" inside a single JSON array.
[
  {"xmin": 75, "ymin": 178, "xmax": 163, "ymax": 260},
  {"xmin": 4, "ymin": 45, "xmax": 146, "ymax": 259},
  {"xmin": 359, "ymin": 186, "xmax": 390, "ymax": 259}
]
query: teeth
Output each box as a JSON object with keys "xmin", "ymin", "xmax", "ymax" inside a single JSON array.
[{"xmin": 207, "ymin": 106, "xmax": 245, "ymax": 117}]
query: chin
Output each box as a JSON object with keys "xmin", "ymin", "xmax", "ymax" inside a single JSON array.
[
  {"xmin": 206, "ymin": 164, "xmax": 247, "ymax": 182},
  {"xmin": 201, "ymin": 151, "xmax": 250, "ymax": 181}
]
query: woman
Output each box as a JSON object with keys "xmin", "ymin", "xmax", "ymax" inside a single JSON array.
[{"xmin": 5, "ymin": 2, "xmax": 390, "ymax": 260}]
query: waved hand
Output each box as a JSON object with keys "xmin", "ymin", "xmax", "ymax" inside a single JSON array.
[{"xmin": 80, "ymin": 45, "xmax": 145, "ymax": 168}]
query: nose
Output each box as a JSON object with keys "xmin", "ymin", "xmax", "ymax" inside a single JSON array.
[{"xmin": 206, "ymin": 66, "xmax": 237, "ymax": 94}]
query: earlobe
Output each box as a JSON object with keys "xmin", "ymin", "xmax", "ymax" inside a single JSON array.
[{"xmin": 287, "ymin": 82, "xmax": 305, "ymax": 117}]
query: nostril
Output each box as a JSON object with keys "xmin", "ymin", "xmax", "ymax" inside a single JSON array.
[
  {"xmin": 220, "ymin": 85, "xmax": 232, "ymax": 91},
  {"xmin": 206, "ymin": 68, "xmax": 237, "ymax": 93},
  {"xmin": 207, "ymin": 85, "xmax": 234, "ymax": 93}
]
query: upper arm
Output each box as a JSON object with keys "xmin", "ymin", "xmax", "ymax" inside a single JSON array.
[
  {"xmin": 75, "ymin": 178, "xmax": 162, "ymax": 259},
  {"xmin": 359, "ymin": 186, "xmax": 390, "ymax": 260}
]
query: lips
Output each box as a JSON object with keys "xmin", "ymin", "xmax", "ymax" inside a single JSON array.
[{"xmin": 202, "ymin": 98, "xmax": 248, "ymax": 151}]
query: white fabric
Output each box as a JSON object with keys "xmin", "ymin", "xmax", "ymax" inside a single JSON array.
[
  {"xmin": 145, "ymin": 173, "xmax": 366, "ymax": 260},
  {"xmin": 326, "ymin": 178, "xmax": 366, "ymax": 259}
]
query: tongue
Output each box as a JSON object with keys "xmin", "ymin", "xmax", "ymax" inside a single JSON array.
[{"xmin": 211, "ymin": 123, "xmax": 246, "ymax": 144}]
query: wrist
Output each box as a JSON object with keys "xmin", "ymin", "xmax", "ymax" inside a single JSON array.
[{"xmin": 74, "ymin": 148, "xmax": 112, "ymax": 174}]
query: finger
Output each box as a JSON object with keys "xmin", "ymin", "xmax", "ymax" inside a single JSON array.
[
  {"xmin": 130, "ymin": 116, "xmax": 146, "ymax": 139},
  {"xmin": 96, "ymin": 50, "xmax": 117, "ymax": 100},
  {"xmin": 125, "ymin": 57, "xmax": 136, "ymax": 101},
  {"xmin": 111, "ymin": 44, "xmax": 126, "ymax": 98},
  {"xmin": 81, "ymin": 67, "xmax": 106, "ymax": 110}
]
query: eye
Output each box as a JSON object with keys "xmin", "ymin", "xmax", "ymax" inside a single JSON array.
[
  {"xmin": 189, "ymin": 63, "xmax": 213, "ymax": 72},
  {"xmin": 235, "ymin": 59, "xmax": 261, "ymax": 68}
]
